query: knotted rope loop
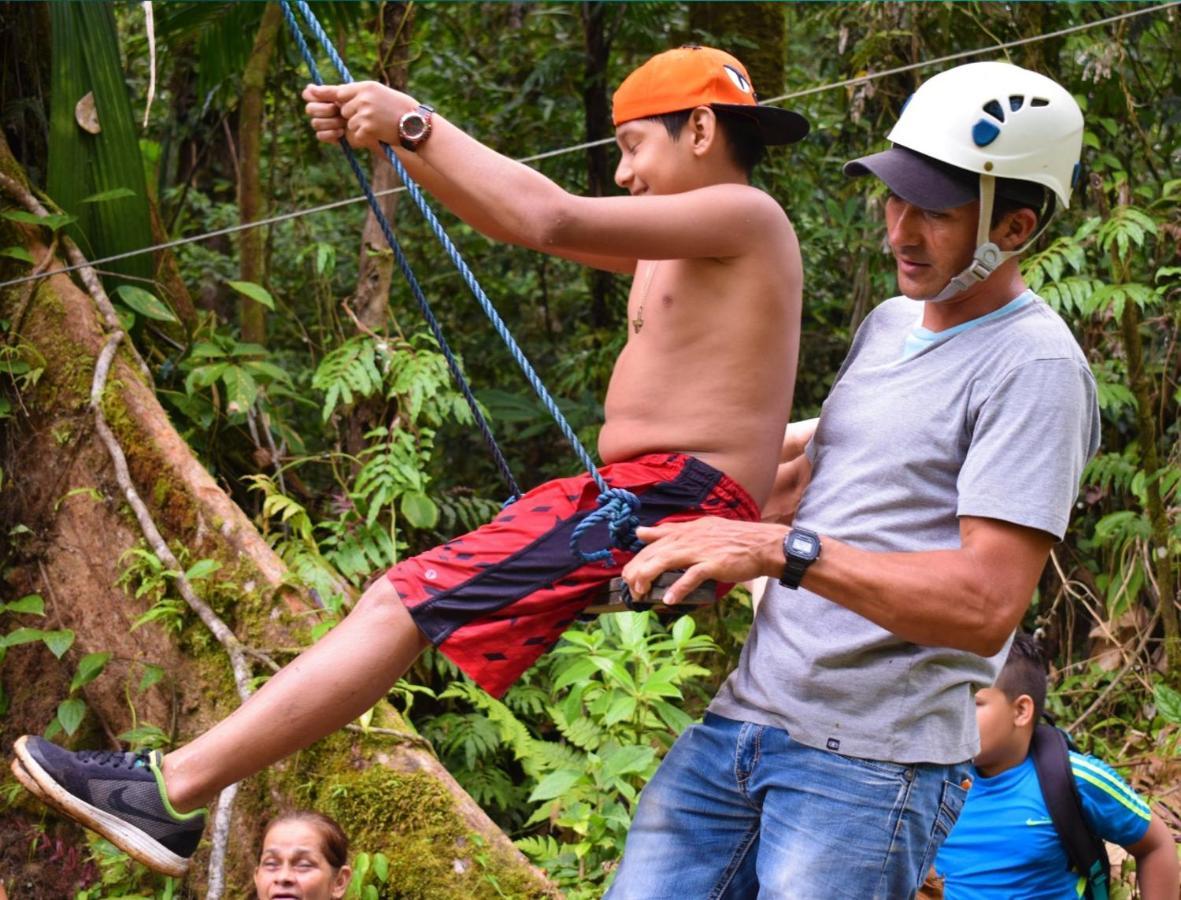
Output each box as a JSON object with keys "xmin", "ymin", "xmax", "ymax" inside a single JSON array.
[{"xmin": 570, "ymin": 488, "xmax": 644, "ymax": 565}]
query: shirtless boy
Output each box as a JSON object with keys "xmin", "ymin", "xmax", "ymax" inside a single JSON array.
[{"xmin": 12, "ymin": 46, "xmax": 807, "ymax": 876}]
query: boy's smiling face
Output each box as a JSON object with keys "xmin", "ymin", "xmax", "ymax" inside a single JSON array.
[{"xmin": 613, "ymin": 118, "xmax": 692, "ymax": 197}]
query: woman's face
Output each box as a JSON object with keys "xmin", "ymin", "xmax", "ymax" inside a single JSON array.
[{"xmin": 254, "ymin": 820, "xmax": 351, "ymax": 900}]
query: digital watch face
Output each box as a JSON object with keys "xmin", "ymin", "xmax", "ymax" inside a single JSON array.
[{"xmin": 790, "ymin": 534, "xmax": 816, "ymax": 555}]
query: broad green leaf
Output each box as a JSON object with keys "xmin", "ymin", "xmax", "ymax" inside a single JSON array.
[
  {"xmin": 4, "ymin": 594, "xmax": 45, "ymax": 616},
  {"xmin": 227, "ymin": 280, "xmax": 276, "ymax": 310},
  {"xmin": 315, "ymin": 242, "xmax": 335, "ymax": 276},
  {"xmin": 400, "ymin": 491, "xmax": 439, "ymax": 529},
  {"xmin": 363, "ymin": 886, "xmax": 378, "ymax": 900},
  {"xmin": 80, "ymin": 187, "xmax": 136, "ymax": 204},
  {"xmin": 43, "ymin": 629, "xmax": 76, "ymax": 659},
  {"xmin": 372, "ymin": 853, "xmax": 389, "ymax": 883},
  {"xmin": 0, "ymin": 246, "xmax": 34, "ymax": 264},
  {"xmin": 114, "ymin": 284, "xmax": 180, "ymax": 323},
  {"xmin": 528, "ymin": 768, "xmax": 582, "ymax": 802},
  {"xmin": 139, "ymin": 663, "xmax": 165, "ymax": 692},
  {"xmin": 3, "ymin": 626, "xmax": 46, "ymax": 647},
  {"xmin": 184, "ymin": 558, "xmax": 222, "ymax": 581},
  {"xmin": 1155, "ymin": 683, "xmax": 1181, "ymax": 726},
  {"xmin": 221, "ymin": 366, "xmax": 259, "ymax": 415},
  {"xmin": 599, "ymin": 744, "xmax": 655, "ymax": 780},
  {"xmin": 70, "ymin": 651, "xmax": 112, "ymax": 692},
  {"xmin": 1, "ymin": 210, "xmax": 76, "ymax": 231},
  {"xmin": 57, "ymin": 697, "xmax": 87, "ymax": 736}
]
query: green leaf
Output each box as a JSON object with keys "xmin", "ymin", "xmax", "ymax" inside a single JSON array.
[
  {"xmin": 1155, "ymin": 683, "xmax": 1181, "ymax": 726},
  {"xmin": 80, "ymin": 187, "xmax": 136, "ymax": 204},
  {"xmin": 114, "ymin": 284, "xmax": 179, "ymax": 323},
  {"xmin": 3, "ymin": 627, "xmax": 45, "ymax": 647},
  {"xmin": 315, "ymin": 242, "xmax": 335, "ymax": 276},
  {"xmin": 372, "ymin": 852, "xmax": 389, "ymax": 883},
  {"xmin": 3, "ymin": 594, "xmax": 45, "ymax": 616},
  {"xmin": 139, "ymin": 663, "xmax": 165, "ymax": 692},
  {"xmin": 43, "ymin": 629, "xmax": 76, "ymax": 659},
  {"xmin": 400, "ymin": 491, "xmax": 439, "ymax": 530},
  {"xmin": 599, "ymin": 744, "xmax": 655, "ymax": 780},
  {"xmin": 184, "ymin": 558, "xmax": 222, "ymax": 581},
  {"xmin": 227, "ymin": 280, "xmax": 276, "ymax": 310},
  {"xmin": 1, "ymin": 210, "xmax": 76, "ymax": 231},
  {"xmin": 528, "ymin": 768, "xmax": 581, "ymax": 802},
  {"xmin": 0, "ymin": 246, "xmax": 34, "ymax": 263},
  {"xmin": 363, "ymin": 886, "xmax": 378, "ymax": 900},
  {"xmin": 70, "ymin": 651, "xmax": 112, "ymax": 692},
  {"xmin": 57, "ymin": 697, "xmax": 87, "ymax": 736}
]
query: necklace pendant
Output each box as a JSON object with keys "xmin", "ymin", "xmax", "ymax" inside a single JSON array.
[{"xmin": 632, "ymin": 316, "xmax": 644, "ymax": 334}]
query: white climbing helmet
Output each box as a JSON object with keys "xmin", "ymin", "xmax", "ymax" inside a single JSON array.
[
  {"xmin": 845, "ymin": 61, "xmax": 1084, "ymax": 303},
  {"xmin": 887, "ymin": 61, "xmax": 1083, "ymax": 209}
]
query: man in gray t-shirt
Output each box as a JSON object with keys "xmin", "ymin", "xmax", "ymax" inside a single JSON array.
[{"xmin": 608, "ymin": 63, "xmax": 1101, "ymax": 900}]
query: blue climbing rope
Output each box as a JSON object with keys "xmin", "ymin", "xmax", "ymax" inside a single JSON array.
[{"xmin": 280, "ymin": 0, "xmax": 642, "ymax": 563}]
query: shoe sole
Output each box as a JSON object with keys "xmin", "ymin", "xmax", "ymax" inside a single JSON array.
[
  {"xmin": 13, "ymin": 736, "xmax": 191, "ymax": 877},
  {"xmin": 584, "ymin": 570, "xmax": 717, "ymax": 615}
]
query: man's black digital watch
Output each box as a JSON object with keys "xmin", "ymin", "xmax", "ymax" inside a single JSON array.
[{"xmin": 779, "ymin": 527, "xmax": 821, "ymax": 589}]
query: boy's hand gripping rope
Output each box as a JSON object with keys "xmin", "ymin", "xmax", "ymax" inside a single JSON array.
[{"xmin": 280, "ymin": 0, "xmax": 641, "ymax": 563}]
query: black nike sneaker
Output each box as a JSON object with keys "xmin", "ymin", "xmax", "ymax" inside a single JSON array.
[{"xmin": 13, "ymin": 735, "xmax": 206, "ymax": 876}]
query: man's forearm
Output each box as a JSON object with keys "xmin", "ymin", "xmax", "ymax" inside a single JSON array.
[
  {"xmin": 626, "ymin": 516, "xmax": 1052, "ymax": 655},
  {"xmin": 799, "ymin": 538, "xmax": 1028, "ymax": 656}
]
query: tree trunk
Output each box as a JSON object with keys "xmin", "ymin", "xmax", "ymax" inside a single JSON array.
[
  {"xmin": 353, "ymin": 1, "xmax": 415, "ymax": 330},
  {"xmin": 237, "ymin": 2, "xmax": 284, "ymax": 344},
  {"xmin": 0, "ymin": 140, "xmax": 556, "ymax": 899},
  {"xmin": 581, "ymin": 1, "xmax": 618, "ymax": 330}
]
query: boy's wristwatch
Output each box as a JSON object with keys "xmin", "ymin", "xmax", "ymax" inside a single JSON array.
[
  {"xmin": 398, "ymin": 104, "xmax": 435, "ymax": 151},
  {"xmin": 779, "ymin": 527, "xmax": 821, "ymax": 589}
]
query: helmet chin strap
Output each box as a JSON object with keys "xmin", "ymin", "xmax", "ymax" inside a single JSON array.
[{"xmin": 920, "ymin": 174, "xmax": 1053, "ymax": 304}]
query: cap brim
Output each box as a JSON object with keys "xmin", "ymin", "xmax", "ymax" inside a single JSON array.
[
  {"xmin": 843, "ymin": 146, "xmax": 977, "ymax": 210},
  {"xmin": 712, "ymin": 103, "xmax": 810, "ymax": 145}
]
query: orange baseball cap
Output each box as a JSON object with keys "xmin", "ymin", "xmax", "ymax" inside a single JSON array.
[{"xmin": 612, "ymin": 45, "xmax": 809, "ymax": 145}]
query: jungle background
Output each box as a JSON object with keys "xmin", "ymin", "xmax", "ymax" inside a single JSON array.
[{"xmin": 0, "ymin": 2, "xmax": 1178, "ymax": 898}]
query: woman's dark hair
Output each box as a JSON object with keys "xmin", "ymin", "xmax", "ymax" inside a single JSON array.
[
  {"xmin": 258, "ymin": 809, "xmax": 349, "ymax": 870},
  {"xmin": 995, "ymin": 632, "xmax": 1048, "ymax": 722},
  {"xmin": 646, "ymin": 107, "xmax": 766, "ymax": 177}
]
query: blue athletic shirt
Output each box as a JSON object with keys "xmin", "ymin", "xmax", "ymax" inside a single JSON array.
[{"xmin": 934, "ymin": 752, "xmax": 1152, "ymax": 898}]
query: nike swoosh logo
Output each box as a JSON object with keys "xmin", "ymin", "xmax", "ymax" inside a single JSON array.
[
  {"xmin": 108, "ymin": 785, "xmax": 183, "ymax": 827},
  {"xmin": 1025, "ymin": 817, "xmax": 1054, "ymax": 826}
]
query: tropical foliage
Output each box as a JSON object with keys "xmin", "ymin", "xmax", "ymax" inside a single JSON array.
[{"xmin": 0, "ymin": 2, "xmax": 1177, "ymax": 897}]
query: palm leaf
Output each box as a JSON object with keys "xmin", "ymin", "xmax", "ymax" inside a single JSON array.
[{"xmin": 48, "ymin": 2, "xmax": 153, "ymax": 282}]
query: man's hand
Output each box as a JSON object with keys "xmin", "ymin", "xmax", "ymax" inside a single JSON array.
[
  {"xmin": 302, "ymin": 82, "xmax": 411, "ymax": 152},
  {"xmin": 623, "ymin": 518, "xmax": 787, "ymax": 606}
]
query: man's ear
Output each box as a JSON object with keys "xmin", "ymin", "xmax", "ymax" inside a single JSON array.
[
  {"xmin": 994, "ymin": 206, "xmax": 1039, "ymax": 251},
  {"xmin": 1013, "ymin": 694, "xmax": 1037, "ymax": 729},
  {"xmin": 687, "ymin": 106, "xmax": 718, "ymax": 156}
]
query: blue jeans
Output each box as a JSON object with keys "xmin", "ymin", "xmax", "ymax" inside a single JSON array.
[{"xmin": 606, "ymin": 713, "xmax": 971, "ymax": 900}]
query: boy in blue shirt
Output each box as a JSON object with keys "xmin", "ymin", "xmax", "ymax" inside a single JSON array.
[{"xmin": 934, "ymin": 634, "xmax": 1178, "ymax": 898}]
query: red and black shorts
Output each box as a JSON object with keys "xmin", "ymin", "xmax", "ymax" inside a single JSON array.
[{"xmin": 387, "ymin": 453, "xmax": 759, "ymax": 697}]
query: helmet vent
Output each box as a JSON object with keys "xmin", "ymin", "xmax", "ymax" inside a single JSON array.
[
  {"xmin": 972, "ymin": 119, "xmax": 1001, "ymax": 147},
  {"xmin": 983, "ymin": 100, "xmax": 1005, "ymax": 122},
  {"xmin": 1009, "ymin": 95, "xmax": 1025, "ymax": 112},
  {"xmin": 1030, "ymin": 97, "xmax": 1050, "ymax": 107}
]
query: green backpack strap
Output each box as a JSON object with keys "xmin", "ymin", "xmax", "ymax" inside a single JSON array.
[{"xmin": 1030, "ymin": 721, "xmax": 1112, "ymax": 900}]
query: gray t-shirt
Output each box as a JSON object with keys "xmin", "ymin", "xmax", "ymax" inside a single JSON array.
[{"xmin": 709, "ymin": 291, "xmax": 1100, "ymax": 764}]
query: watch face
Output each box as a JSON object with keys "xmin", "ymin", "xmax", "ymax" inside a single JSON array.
[
  {"xmin": 402, "ymin": 114, "xmax": 427, "ymax": 139},
  {"xmin": 789, "ymin": 534, "xmax": 816, "ymax": 555}
]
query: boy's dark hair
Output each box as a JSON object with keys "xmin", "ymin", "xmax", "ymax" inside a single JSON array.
[
  {"xmin": 647, "ymin": 108, "xmax": 766, "ymax": 177},
  {"xmin": 996, "ymin": 632, "xmax": 1048, "ymax": 722}
]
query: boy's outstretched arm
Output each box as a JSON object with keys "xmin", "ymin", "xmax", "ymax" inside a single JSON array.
[
  {"xmin": 1125, "ymin": 815, "xmax": 1180, "ymax": 899},
  {"xmin": 303, "ymin": 82, "xmax": 786, "ymax": 264}
]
